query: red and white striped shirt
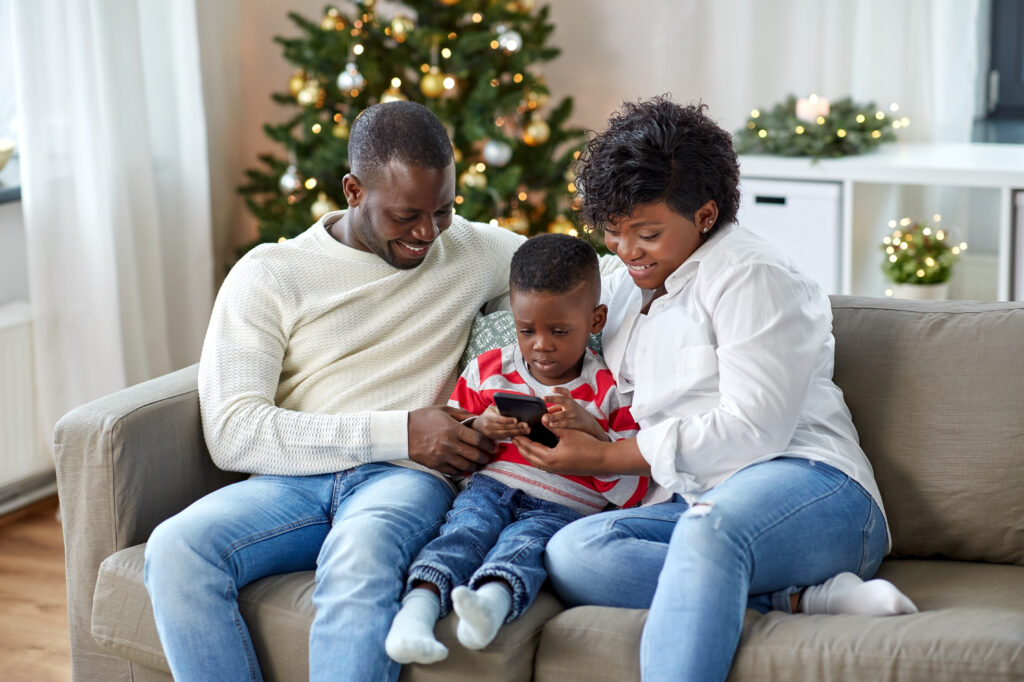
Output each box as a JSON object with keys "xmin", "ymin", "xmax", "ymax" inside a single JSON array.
[{"xmin": 450, "ymin": 344, "xmax": 648, "ymax": 514}]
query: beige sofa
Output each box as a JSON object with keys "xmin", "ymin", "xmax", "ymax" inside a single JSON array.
[{"xmin": 56, "ymin": 296, "xmax": 1024, "ymax": 681}]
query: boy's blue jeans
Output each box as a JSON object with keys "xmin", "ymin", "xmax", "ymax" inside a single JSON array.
[
  {"xmin": 406, "ymin": 473, "xmax": 583, "ymax": 621},
  {"xmin": 544, "ymin": 457, "xmax": 888, "ymax": 682},
  {"xmin": 143, "ymin": 463, "xmax": 455, "ymax": 682}
]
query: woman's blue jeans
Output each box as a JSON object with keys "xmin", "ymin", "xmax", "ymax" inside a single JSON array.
[
  {"xmin": 406, "ymin": 473, "xmax": 582, "ymax": 620},
  {"xmin": 544, "ymin": 457, "xmax": 888, "ymax": 682},
  {"xmin": 143, "ymin": 463, "xmax": 455, "ymax": 682}
]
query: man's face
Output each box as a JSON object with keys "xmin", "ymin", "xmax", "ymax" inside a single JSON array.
[
  {"xmin": 510, "ymin": 283, "xmax": 606, "ymax": 386},
  {"xmin": 346, "ymin": 160, "xmax": 456, "ymax": 269}
]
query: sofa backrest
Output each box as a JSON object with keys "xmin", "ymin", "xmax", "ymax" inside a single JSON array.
[{"xmin": 830, "ymin": 296, "xmax": 1024, "ymax": 567}]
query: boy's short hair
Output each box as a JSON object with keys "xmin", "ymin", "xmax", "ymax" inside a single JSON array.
[
  {"xmin": 348, "ymin": 101, "xmax": 453, "ymax": 184},
  {"xmin": 574, "ymin": 95, "xmax": 740, "ymax": 231},
  {"xmin": 510, "ymin": 234, "xmax": 599, "ymax": 303}
]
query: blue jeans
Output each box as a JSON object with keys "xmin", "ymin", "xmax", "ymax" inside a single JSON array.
[
  {"xmin": 143, "ymin": 463, "xmax": 455, "ymax": 682},
  {"xmin": 544, "ymin": 457, "xmax": 888, "ymax": 682},
  {"xmin": 407, "ymin": 473, "xmax": 582, "ymax": 621}
]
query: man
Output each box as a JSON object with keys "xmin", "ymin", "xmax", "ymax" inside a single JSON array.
[{"xmin": 144, "ymin": 101, "xmax": 525, "ymax": 681}]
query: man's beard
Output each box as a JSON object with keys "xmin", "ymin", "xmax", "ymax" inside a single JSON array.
[{"xmin": 353, "ymin": 211, "xmax": 423, "ymax": 270}]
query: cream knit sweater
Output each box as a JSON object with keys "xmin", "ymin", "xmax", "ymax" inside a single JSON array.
[{"xmin": 198, "ymin": 211, "xmax": 524, "ymax": 477}]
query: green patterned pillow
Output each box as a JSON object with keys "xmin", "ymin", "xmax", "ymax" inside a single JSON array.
[{"xmin": 458, "ymin": 310, "xmax": 603, "ymax": 373}]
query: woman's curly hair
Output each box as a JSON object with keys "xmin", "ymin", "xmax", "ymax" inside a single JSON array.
[{"xmin": 575, "ymin": 96, "xmax": 740, "ymax": 231}]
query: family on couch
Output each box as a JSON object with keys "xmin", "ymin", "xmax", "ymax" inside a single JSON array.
[{"xmin": 142, "ymin": 97, "xmax": 916, "ymax": 682}]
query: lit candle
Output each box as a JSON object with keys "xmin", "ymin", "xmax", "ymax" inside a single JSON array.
[{"xmin": 795, "ymin": 94, "xmax": 830, "ymax": 123}]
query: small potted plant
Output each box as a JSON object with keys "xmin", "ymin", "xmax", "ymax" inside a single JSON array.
[{"xmin": 881, "ymin": 217, "xmax": 966, "ymax": 300}]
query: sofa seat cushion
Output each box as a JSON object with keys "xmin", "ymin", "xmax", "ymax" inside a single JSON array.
[
  {"xmin": 92, "ymin": 543, "xmax": 564, "ymax": 682},
  {"xmin": 534, "ymin": 559, "xmax": 1024, "ymax": 682}
]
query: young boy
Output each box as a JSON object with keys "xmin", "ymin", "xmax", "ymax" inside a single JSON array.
[{"xmin": 385, "ymin": 234, "xmax": 649, "ymax": 665}]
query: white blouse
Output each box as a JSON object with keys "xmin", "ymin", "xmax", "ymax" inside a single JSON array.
[{"xmin": 600, "ymin": 224, "xmax": 886, "ymax": 527}]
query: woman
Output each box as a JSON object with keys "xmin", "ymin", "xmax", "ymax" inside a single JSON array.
[{"xmin": 513, "ymin": 97, "xmax": 916, "ymax": 681}]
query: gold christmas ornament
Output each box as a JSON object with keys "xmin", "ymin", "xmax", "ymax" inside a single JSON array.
[
  {"xmin": 321, "ymin": 8, "xmax": 341, "ymax": 31},
  {"xmin": 380, "ymin": 86, "xmax": 408, "ymax": 103},
  {"xmin": 459, "ymin": 166, "xmax": 487, "ymax": 190},
  {"xmin": 390, "ymin": 14, "xmax": 414, "ymax": 42},
  {"xmin": 452, "ymin": 146, "xmax": 463, "ymax": 163},
  {"xmin": 311, "ymin": 192, "xmax": 340, "ymax": 221},
  {"xmin": 288, "ymin": 70, "xmax": 306, "ymax": 97},
  {"xmin": 333, "ymin": 118, "xmax": 350, "ymax": 139},
  {"xmin": 522, "ymin": 118, "xmax": 550, "ymax": 146},
  {"xmin": 547, "ymin": 215, "xmax": 577, "ymax": 235},
  {"xmin": 297, "ymin": 82, "xmax": 325, "ymax": 107},
  {"xmin": 439, "ymin": 0, "xmax": 459, "ymax": 5},
  {"xmin": 506, "ymin": 0, "xmax": 535, "ymax": 11},
  {"xmin": 420, "ymin": 67, "xmax": 446, "ymax": 98}
]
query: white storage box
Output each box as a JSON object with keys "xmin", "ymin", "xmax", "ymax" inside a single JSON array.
[{"xmin": 736, "ymin": 178, "xmax": 842, "ymax": 294}]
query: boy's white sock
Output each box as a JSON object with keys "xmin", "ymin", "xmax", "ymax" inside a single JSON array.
[
  {"xmin": 385, "ymin": 589, "xmax": 448, "ymax": 665},
  {"xmin": 800, "ymin": 572, "xmax": 919, "ymax": 616},
  {"xmin": 452, "ymin": 582, "xmax": 513, "ymax": 650}
]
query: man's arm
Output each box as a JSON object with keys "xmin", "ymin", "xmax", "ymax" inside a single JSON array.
[{"xmin": 199, "ymin": 256, "xmax": 493, "ymax": 476}]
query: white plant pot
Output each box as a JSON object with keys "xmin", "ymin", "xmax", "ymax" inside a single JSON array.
[{"xmin": 890, "ymin": 282, "xmax": 949, "ymax": 301}]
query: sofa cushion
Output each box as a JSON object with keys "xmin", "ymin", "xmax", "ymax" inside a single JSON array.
[
  {"xmin": 830, "ymin": 297, "xmax": 1024, "ymax": 566},
  {"xmin": 533, "ymin": 559, "xmax": 1024, "ymax": 681},
  {"xmin": 92, "ymin": 543, "xmax": 563, "ymax": 681}
]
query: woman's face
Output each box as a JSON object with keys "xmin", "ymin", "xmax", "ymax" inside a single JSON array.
[{"xmin": 603, "ymin": 201, "xmax": 713, "ymax": 291}]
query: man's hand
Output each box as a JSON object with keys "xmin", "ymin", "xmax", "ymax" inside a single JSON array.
[
  {"xmin": 408, "ymin": 406, "xmax": 496, "ymax": 476},
  {"xmin": 474, "ymin": 405, "xmax": 531, "ymax": 440},
  {"xmin": 541, "ymin": 387, "xmax": 610, "ymax": 441}
]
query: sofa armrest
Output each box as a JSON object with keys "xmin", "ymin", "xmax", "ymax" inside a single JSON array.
[{"xmin": 55, "ymin": 363, "xmax": 245, "ymax": 680}]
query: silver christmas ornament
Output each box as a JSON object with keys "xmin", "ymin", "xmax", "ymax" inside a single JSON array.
[
  {"xmin": 497, "ymin": 29, "xmax": 523, "ymax": 53},
  {"xmin": 336, "ymin": 62, "xmax": 366, "ymax": 92},
  {"xmin": 483, "ymin": 139, "xmax": 513, "ymax": 167},
  {"xmin": 279, "ymin": 164, "xmax": 303, "ymax": 194}
]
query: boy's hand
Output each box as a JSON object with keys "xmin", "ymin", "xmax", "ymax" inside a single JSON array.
[
  {"xmin": 473, "ymin": 405, "xmax": 531, "ymax": 440},
  {"xmin": 541, "ymin": 387, "xmax": 610, "ymax": 442}
]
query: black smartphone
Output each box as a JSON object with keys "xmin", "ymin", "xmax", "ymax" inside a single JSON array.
[{"xmin": 492, "ymin": 392, "xmax": 559, "ymax": 448}]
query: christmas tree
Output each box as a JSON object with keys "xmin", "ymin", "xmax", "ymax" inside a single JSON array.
[{"xmin": 239, "ymin": 0, "xmax": 586, "ymax": 253}]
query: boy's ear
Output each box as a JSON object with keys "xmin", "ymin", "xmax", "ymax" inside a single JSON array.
[{"xmin": 590, "ymin": 304, "xmax": 608, "ymax": 334}]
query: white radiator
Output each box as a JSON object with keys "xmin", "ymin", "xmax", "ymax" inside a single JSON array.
[{"xmin": 0, "ymin": 301, "xmax": 55, "ymax": 514}]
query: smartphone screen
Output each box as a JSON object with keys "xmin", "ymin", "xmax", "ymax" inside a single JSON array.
[{"xmin": 492, "ymin": 392, "xmax": 559, "ymax": 448}]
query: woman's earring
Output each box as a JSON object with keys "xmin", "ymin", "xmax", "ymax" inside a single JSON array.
[{"xmin": 702, "ymin": 222, "xmax": 712, "ymax": 233}]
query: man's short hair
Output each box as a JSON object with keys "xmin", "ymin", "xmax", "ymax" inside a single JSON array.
[
  {"xmin": 348, "ymin": 101, "xmax": 453, "ymax": 184},
  {"xmin": 574, "ymin": 96, "xmax": 740, "ymax": 230},
  {"xmin": 510, "ymin": 234, "xmax": 599, "ymax": 302}
]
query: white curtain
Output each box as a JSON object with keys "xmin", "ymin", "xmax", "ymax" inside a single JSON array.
[
  {"xmin": 546, "ymin": 0, "xmax": 980, "ymax": 142},
  {"xmin": 11, "ymin": 0, "xmax": 214, "ymax": 447}
]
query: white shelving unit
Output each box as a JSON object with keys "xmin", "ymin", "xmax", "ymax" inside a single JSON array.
[{"xmin": 738, "ymin": 143, "xmax": 1024, "ymax": 300}]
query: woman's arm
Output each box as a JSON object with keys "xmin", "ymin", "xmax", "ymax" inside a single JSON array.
[{"xmin": 513, "ymin": 430, "xmax": 651, "ymax": 476}]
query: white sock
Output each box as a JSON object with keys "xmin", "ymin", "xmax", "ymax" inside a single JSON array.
[
  {"xmin": 452, "ymin": 582, "xmax": 513, "ymax": 650},
  {"xmin": 800, "ymin": 572, "xmax": 919, "ymax": 616},
  {"xmin": 385, "ymin": 589, "xmax": 449, "ymax": 665}
]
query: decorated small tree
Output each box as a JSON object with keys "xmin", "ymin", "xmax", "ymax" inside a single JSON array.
[{"xmin": 239, "ymin": 0, "xmax": 585, "ymax": 253}]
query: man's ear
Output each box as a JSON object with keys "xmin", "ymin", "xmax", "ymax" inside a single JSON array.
[
  {"xmin": 590, "ymin": 304, "xmax": 608, "ymax": 334},
  {"xmin": 341, "ymin": 173, "xmax": 364, "ymax": 207}
]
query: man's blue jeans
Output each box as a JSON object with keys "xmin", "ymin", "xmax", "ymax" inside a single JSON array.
[
  {"xmin": 544, "ymin": 457, "xmax": 888, "ymax": 682},
  {"xmin": 143, "ymin": 463, "xmax": 455, "ymax": 682},
  {"xmin": 406, "ymin": 473, "xmax": 582, "ymax": 621}
]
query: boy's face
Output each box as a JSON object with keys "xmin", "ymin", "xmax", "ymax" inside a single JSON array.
[{"xmin": 510, "ymin": 283, "xmax": 607, "ymax": 386}]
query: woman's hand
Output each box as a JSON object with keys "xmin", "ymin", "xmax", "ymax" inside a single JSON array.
[
  {"xmin": 541, "ymin": 387, "xmax": 610, "ymax": 441},
  {"xmin": 473, "ymin": 405, "xmax": 531, "ymax": 440},
  {"xmin": 515, "ymin": 430, "xmax": 652, "ymax": 477}
]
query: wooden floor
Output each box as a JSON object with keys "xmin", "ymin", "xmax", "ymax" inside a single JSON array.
[{"xmin": 0, "ymin": 496, "xmax": 72, "ymax": 681}]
